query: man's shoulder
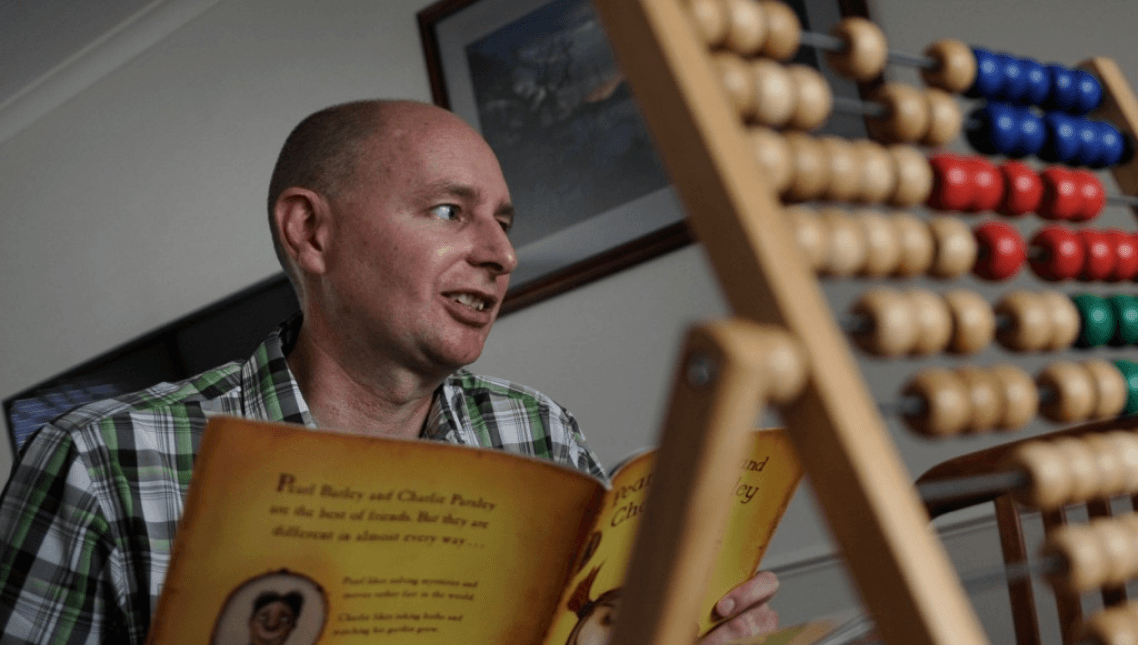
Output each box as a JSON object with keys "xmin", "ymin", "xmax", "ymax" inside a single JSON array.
[{"xmin": 44, "ymin": 361, "xmax": 245, "ymax": 437}]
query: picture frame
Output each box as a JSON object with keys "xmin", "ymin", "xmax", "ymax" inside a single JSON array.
[{"xmin": 417, "ymin": 0, "xmax": 868, "ymax": 314}]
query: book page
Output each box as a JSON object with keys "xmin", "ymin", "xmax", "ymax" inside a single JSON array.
[
  {"xmin": 148, "ymin": 417, "xmax": 605, "ymax": 645},
  {"xmin": 541, "ymin": 429, "xmax": 802, "ymax": 645}
]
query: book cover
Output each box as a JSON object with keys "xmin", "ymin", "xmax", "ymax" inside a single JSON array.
[{"xmin": 147, "ymin": 417, "xmax": 800, "ymax": 644}]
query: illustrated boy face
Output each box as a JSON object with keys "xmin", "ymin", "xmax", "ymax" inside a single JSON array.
[
  {"xmin": 249, "ymin": 600, "xmax": 297, "ymax": 645},
  {"xmin": 568, "ymin": 594, "xmax": 620, "ymax": 645}
]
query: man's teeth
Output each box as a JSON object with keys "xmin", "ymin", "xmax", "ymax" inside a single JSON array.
[{"xmin": 451, "ymin": 293, "xmax": 488, "ymax": 311}]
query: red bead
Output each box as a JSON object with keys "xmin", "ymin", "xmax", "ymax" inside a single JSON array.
[
  {"xmin": 974, "ymin": 221, "xmax": 1026, "ymax": 280},
  {"xmin": 1039, "ymin": 167, "xmax": 1081, "ymax": 220},
  {"xmin": 967, "ymin": 156, "xmax": 1004, "ymax": 213},
  {"xmin": 1029, "ymin": 225, "xmax": 1084, "ymax": 280},
  {"xmin": 998, "ymin": 160, "xmax": 1043, "ymax": 216},
  {"xmin": 1105, "ymin": 229, "xmax": 1138, "ymax": 281},
  {"xmin": 1071, "ymin": 170, "xmax": 1105, "ymax": 222},
  {"xmin": 927, "ymin": 154, "xmax": 974, "ymax": 212},
  {"xmin": 1078, "ymin": 228, "xmax": 1116, "ymax": 281}
]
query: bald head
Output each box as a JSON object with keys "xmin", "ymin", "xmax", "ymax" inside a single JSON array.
[{"xmin": 267, "ymin": 100, "xmax": 473, "ymax": 287}]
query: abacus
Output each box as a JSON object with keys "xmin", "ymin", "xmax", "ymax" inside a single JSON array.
[{"xmin": 582, "ymin": 1, "xmax": 1138, "ymax": 644}]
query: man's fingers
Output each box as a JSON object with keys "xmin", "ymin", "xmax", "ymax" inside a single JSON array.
[
  {"xmin": 714, "ymin": 570, "xmax": 779, "ymax": 619},
  {"xmin": 700, "ymin": 604, "xmax": 779, "ymax": 645}
]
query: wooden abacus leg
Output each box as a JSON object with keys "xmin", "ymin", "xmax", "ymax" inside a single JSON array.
[
  {"xmin": 608, "ymin": 320, "xmax": 805, "ymax": 645},
  {"xmin": 1044, "ymin": 507, "xmax": 1085, "ymax": 644},
  {"xmin": 996, "ymin": 495, "xmax": 1043, "ymax": 645}
]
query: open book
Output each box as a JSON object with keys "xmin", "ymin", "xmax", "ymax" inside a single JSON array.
[{"xmin": 147, "ymin": 417, "xmax": 801, "ymax": 645}]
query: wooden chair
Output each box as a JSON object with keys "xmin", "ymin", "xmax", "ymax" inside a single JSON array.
[{"xmin": 917, "ymin": 415, "xmax": 1138, "ymax": 645}]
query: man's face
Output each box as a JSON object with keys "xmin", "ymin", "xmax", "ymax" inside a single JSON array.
[
  {"xmin": 248, "ymin": 601, "xmax": 296, "ymax": 645},
  {"xmin": 320, "ymin": 107, "xmax": 517, "ymax": 376}
]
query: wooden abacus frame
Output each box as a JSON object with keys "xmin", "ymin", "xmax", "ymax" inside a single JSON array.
[{"xmin": 587, "ymin": 1, "xmax": 1138, "ymax": 645}]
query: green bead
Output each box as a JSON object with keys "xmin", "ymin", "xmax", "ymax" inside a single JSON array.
[
  {"xmin": 1073, "ymin": 293, "xmax": 1116, "ymax": 347},
  {"xmin": 1109, "ymin": 294, "xmax": 1138, "ymax": 345},
  {"xmin": 1114, "ymin": 359, "xmax": 1138, "ymax": 415}
]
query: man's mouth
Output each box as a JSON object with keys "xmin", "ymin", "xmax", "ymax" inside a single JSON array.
[{"xmin": 447, "ymin": 292, "xmax": 491, "ymax": 312}]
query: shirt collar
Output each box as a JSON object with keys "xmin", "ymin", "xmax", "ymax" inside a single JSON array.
[{"xmin": 238, "ymin": 313, "xmax": 316, "ymax": 427}]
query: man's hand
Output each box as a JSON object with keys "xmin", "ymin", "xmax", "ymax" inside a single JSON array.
[{"xmin": 697, "ymin": 571, "xmax": 780, "ymax": 645}]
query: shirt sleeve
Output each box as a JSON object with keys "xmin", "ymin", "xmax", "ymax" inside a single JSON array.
[{"xmin": 0, "ymin": 424, "xmax": 130, "ymax": 645}]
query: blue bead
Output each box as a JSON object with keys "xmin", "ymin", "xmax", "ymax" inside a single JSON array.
[
  {"xmin": 1096, "ymin": 121, "xmax": 1126, "ymax": 167},
  {"xmin": 1042, "ymin": 111, "xmax": 1080, "ymax": 163},
  {"xmin": 1046, "ymin": 64, "xmax": 1078, "ymax": 112},
  {"xmin": 997, "ymin": 54, "xmax": 1029, "ymax": 103},
  {"xmin": 1073, "ymin": 118, "xmax": 1102, "ymax": 166},
  {"xmin": 988, "ymin": 103, "xmax": 1023, "ymax": 155},
  {"xmin": 1021, "ymin": 58, "xmax": 1050, "ymax": 106},
  {"xmin": 969, "ymin": 48, "xmax": 1003, "ymax": 99},
  {"xmin": 1072, "ymin": 69, "xmax": 1103, "ymax": 114},
  {"xmin": 1016, "ymin": 109, "xmax": 1046, "ymax": 156}
]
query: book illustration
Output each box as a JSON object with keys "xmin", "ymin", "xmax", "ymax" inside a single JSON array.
[
  {"xmin": 147, "ymin": 418, "xmax": 801, "ymax": 644},
  {"xmin": 209, "ymin": 569, "xmax": 327, "ymax": 645}
]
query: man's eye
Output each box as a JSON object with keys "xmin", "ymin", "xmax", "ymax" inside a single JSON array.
[{"xmin": 431, "ymin": 205, "xmax": 458, "ymax": 221}]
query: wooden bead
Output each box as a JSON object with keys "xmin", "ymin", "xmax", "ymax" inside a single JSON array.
[
  {"xmin": 1084, "ymin": 359, "xmax": 1129, "ymax": 420},
  {"xmin": 818, "ymin": 207, "xmax": 866, "ymax": 276},
  {"xmin": 995, "ymin": 291, "xmax": 1051, "ymax": 352},
  {"xmin": 956, "ymin": 366, "xmax": 1002, "ymax": 432},
  {"xmin": 723, "ymin": 0, "xmax": 767, "ymax": 55},
  {"xmin": 921, "ymin": 88, "xmax": 963, "ymax": 147},
  {"xmin": 819, "ymin": 136, "xmax": 861, "ymax": 202},
  {"xmin": 1051, "ymin": 436, "xmax": 1101, "ymax": 503},
  {"xmin": 825, "ymin": 17, "xmax": 887, "ymax": 81},
  {"xmin": 852, "ymin": 140, "xmax": 897, "ymax": 203},
  {"xmin": 751, "ymin": 59, "xmax": 797, "ymax": 126},
  {"xmin": 891, "ymin": 213, "xmax": 935, "ymax": 277},
  {"xmin": 1083, "ymin": 433, "xmax": 1129, "ymax": 498},
  {"xmin": 1045, "ymin": 524, "xmax": 1109, "ymax": 594},
  {"xmin": 783, "ymin": 132, "xmax": 830, "ymax": 202},
  {"xmin": 748, "ymin": 127, "xmax": 793, "ymax": 193},
  {"xmin": 943, "ymin": 289, "xmax": 994, "ymax": 354},
  {"xmin": 887, "ymin": 145, "xmax": 933, "ymax": 208},
  {"xmin": 714, "ymin": 52, "xmax": 756, "ymax": 119},
  {"xmin": 756, "ymin": 327, "xmax": 808, "ymax": 404},
  {"xmin": 1093, "ymin": 519, "xmax": 1138, "ymax": 587},
  {"xmin": 1038, "ymin": 361, "xmax": 1096, "ymax": 423},
  {"xmin": 1007, "ymin": 441, "xmax": 1069, "ymax": 508},
  {"xmin": 758, "ymin": 0, "xmax": 801, "ymax": 61},
  {"xmin": 901, "ymin": 368, "xmax": 972, "ymax": 437},
  {"xmin": 927, "ymin": 216, "xmax": 977, "ymax": 279},
  {"xmin": 921, "ymin": 38, "xmax": 977, "ymax": 94},
  {"xmin": 689, "ymin": 0, "xmax": 729, "ymax": 47},
  {"xmin": 1039, "ymin": 290, "xmax": 1081, "ymax": 351},
  {"xmin": 867, "ymin": 83, "xmax": 931, "ymax": 144},
  {"xmin": 1081, "ymin": 605, "xmax": 1138, "ymax": 645},
  {"xmin": 850, "ymin": 288, "xmax": 917, "ymax": 356},
  {"xmin": 786, "ymin": 64, "xmax": 832, "ymax": 131},
  {"xmin": 989, "ymin": 364, "xmax": 1038, "ymax": 429},
  {"xmin": 1109, "ymin": 431, "xmax": 1138, "ymax": 494},
  {"xmin": 906, "ymin": 288, "xmax": 953, "ymax": 355},
  {"xmin": 856, "ymin": 210, "xmax": 901, "ymax": 277},
  {"xmin": 787, "ymin": 205, "xmax": 827, "ymax": 272}
]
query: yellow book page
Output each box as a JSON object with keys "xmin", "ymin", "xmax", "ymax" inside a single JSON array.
[
  {"xmin": 541, "ymin": 429, "xmax": 801, "ymax": 645},
  {"xmin": 148, "ymin": 417, "xmax": 605, "ymax": 645}
]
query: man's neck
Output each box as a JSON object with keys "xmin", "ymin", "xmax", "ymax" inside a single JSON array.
[{"xmin": 285, "ymin": 323, "xmax": 443, "ymax": 440}]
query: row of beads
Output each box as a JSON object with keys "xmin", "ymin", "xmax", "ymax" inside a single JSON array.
[
  {"xmin": 849, "ymin": 288, "xmax": 1079, "ymax": 357},
  {"xmin": 1007, "ymin": 434, "xmax": 1138, "ymax": 510},
  {"xmin": 901, "ymin": 359, "xmax": 1138, "ymax": 436},
  {"xmin": 754, "ymin": 130, "xmax": 932, "ymax": 205},
  {"xmin": 928, "ymin": 155, "xmax": 1106, "ymax": 221},
  {"xmin": 968, "ymin": 49, "xmax": 1103, "ymax": 114},
  {"xmin": 976, "ymin": 223, "xmax": 1138, "ymax": 282},
  {"xmin": 966, "ymin": 102, "xmax": 1126, "ymax": 167}
]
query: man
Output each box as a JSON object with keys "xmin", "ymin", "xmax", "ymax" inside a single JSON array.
[{"xmin": 0, "ymin": 100, "xmax": 777, "ymax": 643}]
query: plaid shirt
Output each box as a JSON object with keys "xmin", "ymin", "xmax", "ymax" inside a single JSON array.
[{"xmin": 0, "ymin": 318, "xmax": 606, "ymax": 644}]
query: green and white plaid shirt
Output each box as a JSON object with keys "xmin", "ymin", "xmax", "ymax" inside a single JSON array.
[{"xmin": 0, "ymin": 318, "xmax": 606, "ymax": 644}]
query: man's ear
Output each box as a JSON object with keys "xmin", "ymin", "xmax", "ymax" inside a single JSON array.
[{"xmin": 274, "ymin": 187, "xmax": 331, "ymax": 276}]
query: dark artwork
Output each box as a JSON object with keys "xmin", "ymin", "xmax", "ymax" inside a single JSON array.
[{"xmin": 464, "ymin": 0, "xmax": 669, "ymax": 248}]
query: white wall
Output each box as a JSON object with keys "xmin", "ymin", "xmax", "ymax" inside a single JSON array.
[{"xmin": 5, "ymin": 0, "xmax": 1138, "ymax": 638}]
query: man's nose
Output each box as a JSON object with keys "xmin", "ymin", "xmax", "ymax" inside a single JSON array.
[{"xmin": 472, "ymin": 217, "xmax": 518, "ymax": 275}]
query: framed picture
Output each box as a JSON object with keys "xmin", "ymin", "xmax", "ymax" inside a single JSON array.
[{"xmin": 418, "ymin": 0, "xmax": 868, "ymax": 314}]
